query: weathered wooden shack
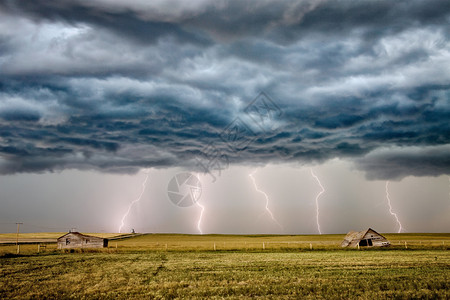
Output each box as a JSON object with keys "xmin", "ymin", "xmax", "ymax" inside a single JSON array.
[
  {"xmin": 57, "ymin": 232, "xmax": 108, "ymax": 249},
  {"xmin": 341, "ymin": 228, "xmax": 390, "ymax": 247}
]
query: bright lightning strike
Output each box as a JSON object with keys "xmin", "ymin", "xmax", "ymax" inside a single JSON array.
[
  {"xmin": 195, "ymin": 173, "xmax": 204, "ymax": 234},
  {"xmin": 119, "ymin": 169, "xmax": 150, "ymax": 233},
  {"xmin": 196, "ymin": 201, "xmax": 205, "ymax": 234},
  {"xmin": 385, "ymin": 181, "xmax": 403, "ymax": 233},
  {"xmin": 310, "ymin": 169, "xmax": 324, "ymax": 235},
  {"xmin": 249, "ymin": 170, "xmax": 283, "ymax": 230}
]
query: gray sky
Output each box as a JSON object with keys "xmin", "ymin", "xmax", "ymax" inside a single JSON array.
[
  {"xmin": 0, "ymin": 163, "xmax": 449, "ymax": 234},
  {"xmin": 0, "ymin": 0, "xmax": 449, "ymax": 233}
]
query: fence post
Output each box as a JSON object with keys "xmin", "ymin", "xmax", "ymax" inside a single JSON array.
[
  {"xmin": 214, "ymin": 243, "xmax": 216, "ymax": 251},
  {"xmin": 404, "ymin": 241, "xmax": 407, "ymax": 249},
  {"xmin": 310, "ymin": 243, "xmax": 313, "ymax": 250},
  {"xmin": 263, "ymin": 242, "xmax": 265, "ymax": 250}
]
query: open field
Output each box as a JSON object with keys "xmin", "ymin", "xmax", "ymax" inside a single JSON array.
[
  {"xmin": 1, "ymin": 232, "xmax": 448, "ymax": 252},
  {"xmin": 0, "ymin": 233, "xmax": 449, "ymax": 298},
  {"xmin": 109, "ymin": 233, "xmax": 450, "ymax": 251},
  {"xmin": 1, "ymin": 250, "xmax": 448, "ymax": 298}
]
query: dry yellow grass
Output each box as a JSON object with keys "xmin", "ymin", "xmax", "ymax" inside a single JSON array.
[
  {"xmin": 1, "ymin": 250, "xmax": 449, "ymax": 298},
  {"xmin": 0, "ymin": 233, "xmax": 449, "ymax": 298}
]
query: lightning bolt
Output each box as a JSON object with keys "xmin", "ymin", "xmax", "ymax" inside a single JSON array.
[
  {"xmin": 195, "ymin": 173, "xmax": 204, "ymax": 234},
  {"xmin": 385, "ymin": 181, "xmax": 403, "ymax": 233},
  {"xmin": 196, "ymin": 201, "xmax": 205, "ymax": 234},
  {"xmin": 119, "ymin": 169, "xmax": 150, "ymax": 233},
  {"xmin": 249, "ymin": 170, "xmax": 283, "ymax": 230},
  {"xmin": 310, "ymin": 169, "xmax": 324, "ymax": 235}
]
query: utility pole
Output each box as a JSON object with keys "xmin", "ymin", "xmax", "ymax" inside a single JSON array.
[
  {"xmin": 16, "ymin": 222, "xmax": 23, "ymax": 254},
  {"xmin": 15, "ymin": 222, "xmax": 23, "ymax": 245}
]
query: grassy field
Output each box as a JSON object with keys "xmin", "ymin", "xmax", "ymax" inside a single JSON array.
[
  {"xmin": 1, "ymin": 232, "xmax": 449, "ymax": 253},
  {"xmin": 109, "ymin": 233, "xmax": 450, "ymax": 251},
  {"xmin": 0, "ymin": 233, "xmax": 449, "ymax": 299}
]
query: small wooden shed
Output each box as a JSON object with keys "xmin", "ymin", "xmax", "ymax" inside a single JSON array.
[
  {"xmin": 341, "ymin": 228, "xmax": 390, "ymax": 247},
  {"xmin": 57, "ymin": 232, "xmax": 108, "ymax": 249}
]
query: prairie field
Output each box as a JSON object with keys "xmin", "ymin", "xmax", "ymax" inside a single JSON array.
[{"xmin": 0, "ymin": 233, "xmax": 449, "ymax": 299}]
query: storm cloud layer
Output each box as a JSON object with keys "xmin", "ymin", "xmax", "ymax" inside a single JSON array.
[{"xmin": 0, "ymin": 0, "xmax": 449, "ymax": 179}]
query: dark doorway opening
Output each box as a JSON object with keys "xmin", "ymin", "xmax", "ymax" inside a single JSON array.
[{"xmin": 359, "ymin": 239, "xmax": 373, "ymax": 247}]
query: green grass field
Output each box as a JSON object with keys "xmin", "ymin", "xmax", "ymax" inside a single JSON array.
[{"xmin": 0, "ymin": 233, "xmax": 449, "ymax": 299}]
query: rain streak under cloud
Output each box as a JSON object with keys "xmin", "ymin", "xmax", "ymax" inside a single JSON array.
[{"xmin": 0, "ymin": 0, "xmax": 449, "ymax": 234}]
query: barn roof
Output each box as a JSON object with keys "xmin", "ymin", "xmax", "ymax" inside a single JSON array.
[
  {"xmin": 341, "ymin": 228, "xmax": 387, "ymax": 247},
  {"xmin": 344, "ymin": 229, "xmax": 368, "ymax": 241},
  {"xmin": 57, "ymin": 232, "xmax": 105, "ymax": 240}
]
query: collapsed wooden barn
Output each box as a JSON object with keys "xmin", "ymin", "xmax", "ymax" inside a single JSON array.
[
  {"xmin": 341, "ymin": 228, "xmax": 390, "ymax": 247},
  {"xmin": 57, "ymin": 232, "xmax": 108, "ymax": 249}
]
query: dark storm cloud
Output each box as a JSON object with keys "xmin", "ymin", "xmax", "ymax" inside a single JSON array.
[
  {"xmin": 0, "ymin": 0, "xmax": 211, "ymax": 46},
  {"xmin": 0, "ymin": 0, "xmax": 449, "ymax": 179},
  {"xmin": 355, "ymin": 145, "xmax": 450, "ymax": 180}
]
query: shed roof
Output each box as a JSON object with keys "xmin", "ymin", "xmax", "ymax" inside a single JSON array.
[{"xmin": 57, "ymin": 232, "xmax": 105, "ymax": 240}]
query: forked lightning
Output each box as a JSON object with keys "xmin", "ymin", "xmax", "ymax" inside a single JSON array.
[
  {"xmin": 119, "ymin": 169, "xmax": 150, "ymax": 233},
  {"xmin": 249, "ymin": 170, "xmax": 283, "ymax": 230},
  {"xmin": 385, "ymin": 181, "xmax": 403, "ymax": 233},
  {"xmin": 310, "ymin": 169, "xmax": 324, "ymax": 235}
]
